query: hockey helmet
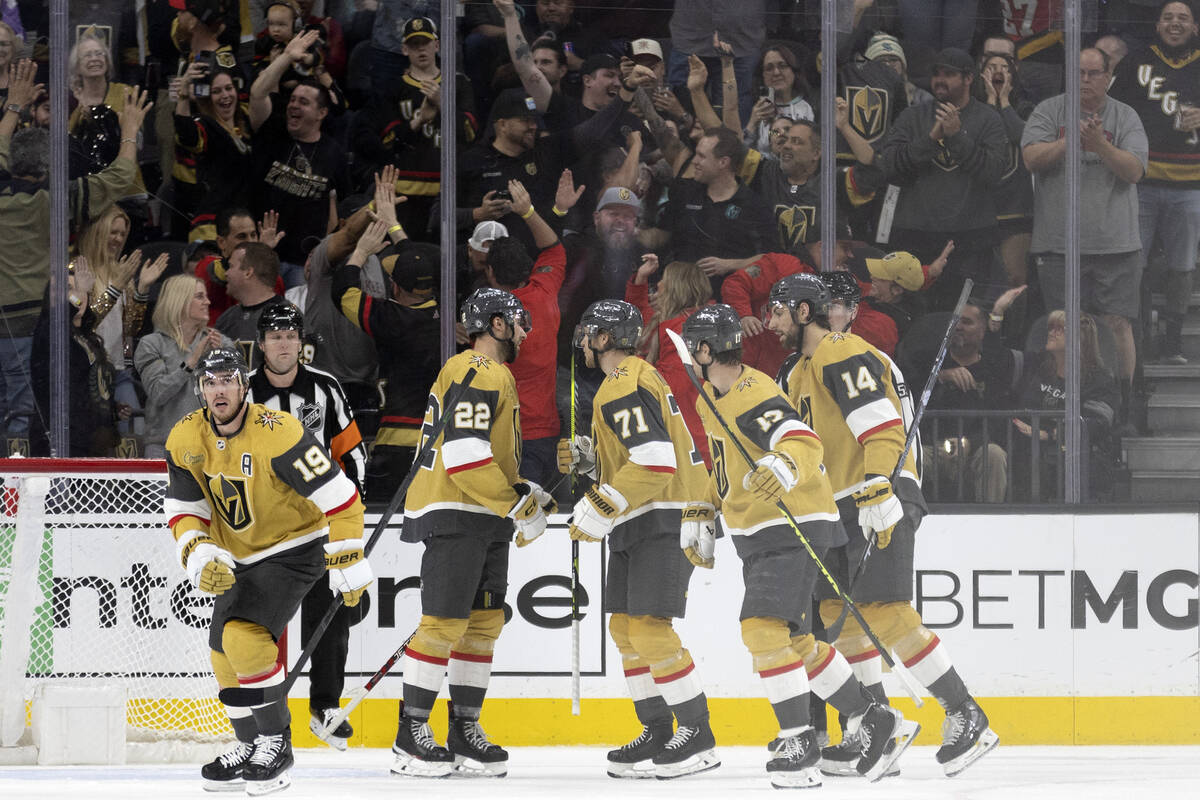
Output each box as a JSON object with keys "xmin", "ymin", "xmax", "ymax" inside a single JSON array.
[
  {"xmin": 256, "ymin": 301, "xmax": 304, "ymax": 340},
  {"xmin": 575, "ymin": 299, "xmax": 642, "ymax": 351},
  {"xmin": 820, "ymin": 270, "xmax": 862, "ymax": 305},
  {"xmin": 768, "ymin": 272, "xmax": 831, "ymax": 320},
  {"xmin": 194, "ymin": 347, "xmax": 250, "ymax": 398},
  {"xmin": 460, "ymin": 287, "xmax": 531, "ymax": 336},
  {"xmin": 682, "ymin": 304, "xmax": 743, "ymax": 357}
]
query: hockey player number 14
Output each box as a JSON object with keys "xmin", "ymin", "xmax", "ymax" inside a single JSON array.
[
  {"xmin": 839, "ymin": 366, "xmax": 879, "ymax": 400},
  {"xmin": 292, "ymin": 445, "xmax": 333, "ymax": 482}
]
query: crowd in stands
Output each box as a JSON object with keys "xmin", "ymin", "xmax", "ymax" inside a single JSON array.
[{"xmin": 1, "ymin": 0, "xmax": 1198, "ymax": 505}]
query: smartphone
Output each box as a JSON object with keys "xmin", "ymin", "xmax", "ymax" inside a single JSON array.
[
  {"xmin": 494, "ymin": 189, "xmax": 513, "ymax": 201},
  {"xmin": 192, "ymin": 50, "xmax": 216, "ymax": 98}
]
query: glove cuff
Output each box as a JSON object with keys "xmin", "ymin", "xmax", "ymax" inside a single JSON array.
[
  {"xmin": 682, "ymin": 502, "xmax": 716, "ymax": 522},
  {"xmin": 507, "ymin": 491, "xmax": 540, "ymax": 521},
  {"xmin": 588, "ymin": 483, "xmax": 629, "ymax": 517}
]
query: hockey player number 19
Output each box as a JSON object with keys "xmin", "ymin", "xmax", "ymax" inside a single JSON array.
[{"xmin": 292, "ymin": 445, "xmax": 332, "ymax": 482}]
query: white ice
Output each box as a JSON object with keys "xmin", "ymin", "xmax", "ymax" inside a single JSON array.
[{"xmin": 2, "ymin": 746, "xmax": 1199, "ymax": 800}]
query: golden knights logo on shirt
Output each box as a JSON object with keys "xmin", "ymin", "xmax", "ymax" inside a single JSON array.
[
  {"xmin": 845, "ymin": 85, "xmax": 891, "ymax": 141},
  {"xmin": 206, "ymin": 472, "xmax": 253, "ymax": 531},
  {"xmin": 255, "ymin": 409, "xmax": 286, "ymax": 431},
  {"xmin": 775, "ymin": 204, "xmax": 816, "ymax": 249}
]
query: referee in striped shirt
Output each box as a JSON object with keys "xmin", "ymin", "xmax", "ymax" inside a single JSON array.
[{"xmin": 248, "ymin": 301, "xmax": 368, "ymax": 750}]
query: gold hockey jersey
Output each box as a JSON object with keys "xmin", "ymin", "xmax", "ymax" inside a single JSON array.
[
  {"xmin": 402, "ymin": 350, "xmax": 522, "ymax": 541},
  {"xmin": 697, "ymin": 366, "xmax": 840, "ymax": 537},
  {"xmin": 591, "ymin": 355, "xmax": 709, "ymax": 548},
  {"xmin": 777, "ymin": 331, "xmax": 920, "ymax": 499},
  {"xmin": 165, "ymin": 403, "xmax": 364, "ymax": 564}
]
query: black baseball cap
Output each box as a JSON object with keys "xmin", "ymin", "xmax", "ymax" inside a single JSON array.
[
  {"xmin": 402, "ymin": 16, "xmax": 438, "ymax": 42},
  {"xmin": 580, "ymin": 53, "xmax": 619, "ymax": 76},
  {"xmin": 931, "ymin": 47, "xmax": 976, "ymax": 75},
  {"xmin": 491, "ymin": 88, "xmax": 541, "ymax": 120}
]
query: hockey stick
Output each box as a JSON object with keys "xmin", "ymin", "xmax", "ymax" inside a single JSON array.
[
  {"xmin": 569, "ymin": 350, "xmax": 581, "ymax": 716},
  {"xmin": 664, "ymin": 328, "xmax": 924, "ymax": 706},
  {"xmin": 825, "ymin": 279, "xmax": 974, "ymax": 643},
  {"xmin": 218, "ymin": 367, "xmax": 480, "ymax": 707}
]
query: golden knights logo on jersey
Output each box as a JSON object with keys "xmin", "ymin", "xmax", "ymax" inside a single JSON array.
[
  {"xmin": 795, "ymin": 394, "xmax": 814, "ymax": 428},
  {"xmin": 934, "ymin": 139, "xmax": 961, "ymax": 172},
  {"xmin": 206, "ymin": 472, "xmax": 253, "ymax": 531},
  {"xmin": 845, "ymin": 85, "xmax": 891, "ymax": 141},
  {"xmin": 255, "ymin": 409, "xmax": 286, "ymax": 431},
  {"xmin": 775, "ymin": 204, "xmax": 816, "ymax": 249}
]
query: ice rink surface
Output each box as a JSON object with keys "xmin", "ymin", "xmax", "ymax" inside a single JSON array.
[{"xmin": 2, "ymin": 745, "xmax": 1199, "ymax": 800}]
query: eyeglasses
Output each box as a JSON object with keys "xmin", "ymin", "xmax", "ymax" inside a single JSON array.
[{"xmin": 762, "ymin": 62, "xmax": 791, "ymax": 73}]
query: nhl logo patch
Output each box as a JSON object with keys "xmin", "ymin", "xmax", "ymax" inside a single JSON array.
[{"xmin": 300, "ymin": 402, "xmax": 324, "ymax": 432}]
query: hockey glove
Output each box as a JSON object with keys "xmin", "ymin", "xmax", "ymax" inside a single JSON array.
[
  {"xmin": 852, "ymin": 476, "xmax": 904, "ymax": 549},
  {"xmin": 182, "ymin": 536, "xmax": 237, "ymax": 596},
  {"xmin": 680, "ymin": 503, "xmax": 716, "ymax": 568},
  {"xmin": 743, "ymin": 450, "xmax": 800, "ymax": 503},
  {"xmin": 509, "ymin": 490, "xmax": 548, "ymax": 548},
  {"xmin": 568, "ymin": 483, "xmax": 628, "ymax": 543},
  {"xmin": 557, "ymin": 435, "xmax": 597, "ymax": 479},
  {"xmin": 325, "ymin": 538, "xmax": 373, "ymax": 607}
]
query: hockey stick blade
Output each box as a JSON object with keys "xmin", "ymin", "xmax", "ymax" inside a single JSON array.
[
  {"xmin": 663, "ymin": 328, "xmax": 916, "ymax": 701},
  {"xmin": 320, "ymin": 630, "xmax": 416, "ymax": 739},
  {"xmin": 218, "ymin": 370, "xmax": 479, "ymax": 707}
]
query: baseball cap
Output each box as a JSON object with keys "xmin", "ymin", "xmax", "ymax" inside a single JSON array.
[
  {"xmin": 168, "ymin": 0, "xmax": 225, "ymax": 17},
  {"xmin": 468, "ymin": 220, "xmax": 509, "ymax": 253},
  {"xmin": 865, "ymin": 251, "xmax": 924, "ymax": 291},
  {"xmin": 402, "ymin": 16, "xmax": 438, "ymax": 42},
  {"xmin": 931, "ymin": 47, "xmax": 975, "ymax": 75},
  {"xmin": 631, "ymin": 39, "xmax": 663, "ymax": 62},
  {"xmin": 490, "ymin": 88, "xmax": 541, "ymax": 120},
  {"xmin": 380, "ymin": 242, "xmax": 439, "ymax": 294},
  {"xmin": 581, "ymin": 53, "xmax": 619, "ymax": 76},
  {"xmin": 864, "ymin": 34, "xmax": 906, "ymax": 68},
  {"xmin": 597, "ymin": 186, "xmax": 641, "ymax": 214}
]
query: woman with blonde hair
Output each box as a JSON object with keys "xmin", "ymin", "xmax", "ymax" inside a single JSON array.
[
  {"xmin": 625, "ymin": 255, "xmax": 715, "ymax": 464},
  {"xmin": 67, "ymin": 32, "xmax": 143, "ymax": 185},
  {"xmin": 75, "ymin": 205, "xmax": 169, "ymax": 436},
  {"xmin": 0, "ymin": 22, "xmax": 19, "ymax": 108},
  {"xmin": 133, "ymin": 275, "xmax": 232, "ymax": 458}
]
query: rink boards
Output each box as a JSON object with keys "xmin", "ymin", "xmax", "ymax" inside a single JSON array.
[{"xmin": 37, "ymin": 510, "xmax": 1200, "ymax": 746}]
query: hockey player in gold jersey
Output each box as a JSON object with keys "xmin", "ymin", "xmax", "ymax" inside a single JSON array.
[
  {"xmin": 767, "ymin": 273, "xmax": 998, "ymax": 778},
  {"xmin": 557, "ymin": 299, "xmax": 717, "ymax": 780},
  {"xmin": 679, "ymin": 304, "xmax": 918, "ymax": 788},
  {"xmin": 164, "ymin": 349, "xmax": 369, "ymax": 796},
  {"xmin": 392, "ymin": 288, "xmax": 551, "ymax": 779}
]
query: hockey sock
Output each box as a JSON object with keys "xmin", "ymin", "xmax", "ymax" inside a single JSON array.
[
  {"xmin": 228, "ymin": 710, "xmax": 257, "ymax": 744},
  {"xmin": 447, "ymin": 609, "xmax": 503, "ymax": 720},
  {"xmin": 743, "ymin": 618, "xmax": 810, "ymax": 730},
  {"xmin": 402, "ymin": 615, "xmax": 470, "ymax": 720},
  {"xmin": 221, "ymin": 620, "xmax": 290, "ymax": 735},
  {"xmin": 803, "ymin": 641, "xmax": 871, "ymax": 717},
  {"xmin": 895, "ymin": 628, "xmax": 970, "ymax": 710},
  {"xmin": 628, "ymin": 615, "xmax": 709, "ymax": 726},
  {"xmin": 609, "ymin": 614, "xmax": 672, "ymax": 725}
]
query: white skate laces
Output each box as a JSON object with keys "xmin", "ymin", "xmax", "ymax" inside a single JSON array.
[
  {"xmin": 218, "ymin": 741, "xmax": 253, "ymax": 767},
  {"xmin": 249, "ymin": 734, "xmax": 284, "ymax": 767}
]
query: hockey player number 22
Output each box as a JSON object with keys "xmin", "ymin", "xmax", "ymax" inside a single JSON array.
[
  {"xmin": 454, "ymin": 402, "xmax": 491, "ymax": 430},
  {"xmin": 292, "ymin": 445, "xmax": 332, "ymax": 482}
]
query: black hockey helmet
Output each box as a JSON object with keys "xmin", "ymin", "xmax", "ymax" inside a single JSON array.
[
  {"xmin": 194, "ymin": 347, "xmax": 250, "ymax": 398},
  {"xmin": 256, "ymin": 301, "xmax": 304, "ymax": 340},
  {"xmin": 768, "ymin": 272, "xmax": 831, "ymax": 321},
  {"xmin": 820, "ymin": 270, "xmax": 861, "ymax": 305},
  {"xmin": 460, "ymin": 287, "xmax": 531, "ymax": 336},
  {"xmin": 682, "ymin": 303, "xmax": 743, "ymax": 357},
  {"xmin": 575, "ymin": 299, "xmax": 642, "ymax": 351}
]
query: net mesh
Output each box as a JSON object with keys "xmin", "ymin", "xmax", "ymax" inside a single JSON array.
[{"xmin": 0, "ymin": 464, "xmax": 230, "ymax": 744}]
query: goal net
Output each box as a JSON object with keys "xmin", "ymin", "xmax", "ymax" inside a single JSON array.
[{"xmin": 0, "ymin": 458, "xmax": 231, "ymax": 759}]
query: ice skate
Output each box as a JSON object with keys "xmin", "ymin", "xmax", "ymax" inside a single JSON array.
[
  {"xmin": 200, "ymin": 740, "xmax": 254, "ymax": 792},
  {"xmin": 390, "ymin": 708, "xmax": 454, "ymax": 778},
  {"xmin": 310, "ymin": 707, "xmax": 352, "ymax": 752},
  {"xmin": 766, "ymin": 727, "xmax": 821, "ymax": 789},
  {"xmin": 852, "ymin": 704, "xmax": 918, "ymax": 782},
  {"xmin": 652, "ymin": 720, "xmax": 720, "ymax": 779},
  {"xmin": 817, "ymin": 731, "xmax": 861, "ymax": 777},
  {"xmin": 447, "ymin": 707, "xmax": 508, "ymax": 777},
  {"xmin": 607, "ymin": 721, "xmax": 674, "ymax": 779},
  {"xmin": 937, "ymin": 697, "xmax": 998, "ymax": 777},
  {"xmin": 242, "ymin": 731, "xmax": 293, "ymax": 796}
]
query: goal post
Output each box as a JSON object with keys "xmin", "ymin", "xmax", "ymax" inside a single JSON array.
[{"xmin": 0, "ymin": 458, "xmax": 231, "ymax": 760}]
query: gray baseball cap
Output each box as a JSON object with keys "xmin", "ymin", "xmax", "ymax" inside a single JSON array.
[{"xmin": 596, "ymin": 186, "xmax": 641, "ymax": 213}]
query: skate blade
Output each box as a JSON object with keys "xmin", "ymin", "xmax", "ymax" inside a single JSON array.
[
  {"xmin": 654, "ymin": 749, "xmax": 721, "ymax": 780},
  {"xmin": 943, "ymin": 727, "xmax": 999, "ymax": 778},
  {"xmin": 244, "ymin": 772, "xmax": 291, "ymax": 797},
  {"xmin": 607, "ymin": 759, "xmax": 657, "ymax": 779},
  {"xmin": 818, "ymin": 758, "xmax": 860, "ymax": 777},
  {"xmin": 769, "ymin": 766, "xmax": 822, "ymax": 789},
  {"xmin": 201, "ymin": 777, "xmax": 245, "ymax": 792},
  {"xmin": 863, "ymin": 719, "xmax": 920, "ymax": 782},
  {"xmin": 309, "ymin": 717, "xmax": 349, "ymax": 752},
  {"xmin": 451, "ymin": 754, "xmax": 508, "ymax": 778},
  {"xmin": 390, "ymin": 751, "xmax": 454, "ymax": 778}
]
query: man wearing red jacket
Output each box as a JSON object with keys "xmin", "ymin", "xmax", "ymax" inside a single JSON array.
[
  {"xmin": 480, "ymin": 177, "xmax": 576, "ymax": 486},
  {"xmin": 720, "ymin": 252, "xmax": 814, "ymax": 376}
]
